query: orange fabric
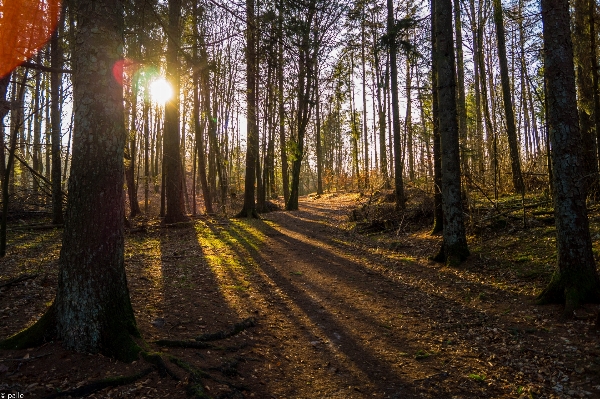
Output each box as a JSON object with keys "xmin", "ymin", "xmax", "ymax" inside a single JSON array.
[{"xmin": 0, "ymin": 0, "xmax": 62, "ymax": 77}]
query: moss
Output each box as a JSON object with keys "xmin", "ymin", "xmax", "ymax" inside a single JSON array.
[
  {"xmin": 103, "ymin": 327, "xmax": 142, "ymax": 362},
  {"xmin": 100, "ymin": 295, "xmax": 142, "ymax": 362},
  {"xmin": 537, "ymin": 267, "xmax": 600, "ymax": 317},
  {"xmin": 445, "ymin": 241, "xmax": 470, "ymax": 267},
  {"xmin": 0, "ymin": 305, "xmax": 56, "ymax": 350},
  {"xmin": 170, "ymin": 357, "xmax": 212, "ymax": 398}
]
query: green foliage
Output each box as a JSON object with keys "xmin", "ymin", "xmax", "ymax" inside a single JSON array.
[{"xmin": 468, "ymin": 373, "xmax": 486, "ymax": 381}]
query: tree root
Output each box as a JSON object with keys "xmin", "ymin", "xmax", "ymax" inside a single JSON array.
[
  {"xmin": 154, "ymin": 339, "xmax": 212, "ymax": 349},
  {"xmin": 141, "ymin": 351, "xmax": 179, "ymax": 380},
  {"xmin": 170, "ymin": 357, "xmax": 212, "ymax": 398},
  {"xmin": 170, "ymin": 357, "xmax": 247, "ymax": 399},
  {"xmin": 42, "ymin": 367, "xmax": 153, "ymax": 398},
  {"xmin": 0, "ymin": 273, "xmax": 39, "ymax": 289},
  {"xmin": 196, "ymin": 317, "xmax": 256, "ymax": 342}
]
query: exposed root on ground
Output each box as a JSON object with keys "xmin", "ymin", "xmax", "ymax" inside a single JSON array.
[
  {"xmin": 42, "ymin": 367, "xmax": 153, "ymax": 398},
  {"xmin": 196, "ymin": 317, "xmax": 256, "ymax": 341}
]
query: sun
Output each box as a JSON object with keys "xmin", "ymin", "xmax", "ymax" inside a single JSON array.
[{"xmin": 149, "ymin": 78, "xmax": 173, "ymax": 104}]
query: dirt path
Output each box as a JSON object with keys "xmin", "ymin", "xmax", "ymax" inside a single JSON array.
[{"xmin": 1, "ymin": 194, "xmax": 600, "ymax": 398}]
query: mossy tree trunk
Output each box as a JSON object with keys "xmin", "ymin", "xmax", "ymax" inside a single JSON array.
[
  {"xmin": 433, "ymin": 0, "xmax": 469, "ymax": 265},
  {"xmin": 537, "ymin": 0, "xmax": 600, "ymax": 313},
  {"xmin": 1, "ymin": 0, "xmax": 140, "ymax": 361}
]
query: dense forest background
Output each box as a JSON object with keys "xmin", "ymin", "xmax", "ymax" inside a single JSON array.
[{"xmin": 0, "ymin": 0, "xmax": 562, "ymax": 220}]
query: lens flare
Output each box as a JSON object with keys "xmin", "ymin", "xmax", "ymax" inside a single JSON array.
[{"xmin": 149, "ymin": 78, "xmax": 173, "ymax": 105}]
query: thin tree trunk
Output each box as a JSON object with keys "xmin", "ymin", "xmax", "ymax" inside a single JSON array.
[
  {"xmin": 238, "ymin": 0, "xmax": 259, "ymax": 217},
  {"xmin": 387, "ymin": 0, "xmax": 405, "ymax": 209},
  {"xmin": 361, "ymin": 14, "xmax": 369, "ymax": 188},
  {"xmin": 453, "ymin": 0, "xmax": 468, "ymax": 175},
  {"xmin": 1, "ymin": 72, "xmax": 28, "ymax": 257},
  {"xmin": 431, "ymin": 0, "xmax": 443, "ymax": 235},
  {"xmin": 493, "ymin": 0, "xmax": 524, "ymax": 194}
]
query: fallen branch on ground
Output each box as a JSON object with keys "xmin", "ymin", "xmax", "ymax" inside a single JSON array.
[
  {"xmin": 195, "ymin": 317, "xmax": 256, "ymax": 341},
  {"xmin": 0, "ymin": 273, "xmax": 38, "ymax": 289}
]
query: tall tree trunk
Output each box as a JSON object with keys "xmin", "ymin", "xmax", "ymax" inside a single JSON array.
[
  {"xmin": 1, "ymin": 0, "xmax": 140, "ymax": 360},
  {"xmin": 361, "ymin": 14, "xmax": 369, "ymax": 188},
  {"xmin": 431, "ymin": 1, "xmax": 443, "ymax": 235},
  {"xmin": 286, "ymin": 3, "xmax": 316, "ymax": 211},
  {"xmin": 574, "ymin": 0, "xmax": 598, "ymax": 191},
  {"xmin": 1, "ymin": 72, "xmax": 27, "ymax": 257},
  {"xmin": 453, "ymin": 0, "xmax": 468, "ymax": 176},
  {"xmin": 373, "ymin": 32, "xmax": 389, "ymax": 187},
  {"xmin": 163, "ymin": 0, "xmax": 188, "ymax": 223},
  {"xmin": 0, "ymin": 73, "xmax": 11, "ymax": 186},
  {"xmin": 278, "ymin": 0, "xmax": 289, "ymax": 204},
  {"xmin": 193, "ymin": 3, "xmax": 213, "ymax": 215},
  {"xmin": 32, "ymin": 55, "xmax": 42, "ymax": 204},
  {"xmin": 590, "ymin": 0, "xmax": 600, "ymax": 179},
  {"xmin": 493, "ymin": 0, "xmax": 524, "ymax": 194},
  {"xmin": 387, "ymin": 0, "xmax": 405, "ymax": 209},
  {"xmin": 316, "ymin": 72, "xmax": 323, "ymax": 195},
  {"xmin": 468, "ymin": 0, "xmax": 484, "ymax": 177},
  {"xmin": 238, "ymin": 0, "xmax": 259, "ymax": 217},
  {"xmin": 405, "ymin": 57, "xmax": 414, "ymax": 181},
  {"xmin": 126, "ymin": 74, "xmax": 141, "ymax": 218},
  {"xmin": 433, "ymin": 0, "xmax": 469, "ymax": 265},
  {"xmin": 51, "ymin": 14, "xmax": 64, "ymax": 224},
  {"xmin": 537, "ymin": 0, "xmax": 600, "ymax": 313}
]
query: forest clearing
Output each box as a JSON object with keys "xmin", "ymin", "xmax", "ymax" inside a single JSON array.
[{"xmin": 1, "ymin": 192, "xmax": 600, "ymax": 398}]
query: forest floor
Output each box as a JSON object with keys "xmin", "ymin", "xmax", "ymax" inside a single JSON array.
[{"xmin": 2, "ymin": 191, "xmax": 600, "ymax": 398}]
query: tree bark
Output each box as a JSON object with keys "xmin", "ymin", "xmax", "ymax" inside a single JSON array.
[
  {"xmin": 573, "ymin": 0, "xmax": 598, "ymax": 191},
  {"xmin": 453, "ymin": 0, "xmax": 468, "ymax": 176},
  {"xmin": 361, "ymin": 14, "xmax": 369, "ymax": 188},
  {"xmin": 537, "ymin": 0, "xmax": 600, "ymax": 312},
  {"xmin": 431, "ymin": 0, "xmax": 443, "ymax": 235},
  {"xmin": 1, "ymin": 0, "xmax": 141, "ymax": 361},
  {"xmin": 50, "ymin": 13, "xmax": 63, "ymax": 225},
  {"xmin": 433, "ymin": 0, "xmax": 469, "ymax": 265},
  {"xmin": 238, "ymin": 0, "xmax": 259, "ymax": 217},
  {"xmin": 163, "ymin": 0, "xmax": 188, "ymax": 223},
  {"xmin": 387, "ymin": 0, "xmax": 405, "ymax": 209}
]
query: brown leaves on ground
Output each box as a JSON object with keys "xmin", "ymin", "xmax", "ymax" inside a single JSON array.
[{"xmin": 1, "ymin": 192, "xmax": 600, "ymax": 398}]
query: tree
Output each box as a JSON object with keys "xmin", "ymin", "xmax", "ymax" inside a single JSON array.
[
  {"xmin": 163, "ymin": 0, "xmax": 188, "ymax": 223},
  {"xmin": 536, "ymin": 0, "xmax": 600, "ymax": 314},
  {"xmin": 492, "ymin": 0, "xmax": 524, "ymax": 194},
  {"xmin": 430, "ymin": 0, "xmax": 443, "ymax": 235},
  {"xmin": 238, "ymin": 0, "xmax": 259, "ymax": 218},
  {"xmin": 385, "ymin": 0, "xmax": 405, "ymax": 210},
  {"xmin": 433, "ymin": 0, "xmax": 469, "ymax": 265},
  {"xmin": 573, "ymin": 0, "xmax": 598, "ymax": 190},
  {"xmin": 0, "ymin": 0, "xmax": 140, "ymax": 360},
  {"xmin": 50, "ymin": 11, "xmax": 64, "ymax": 225}
]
